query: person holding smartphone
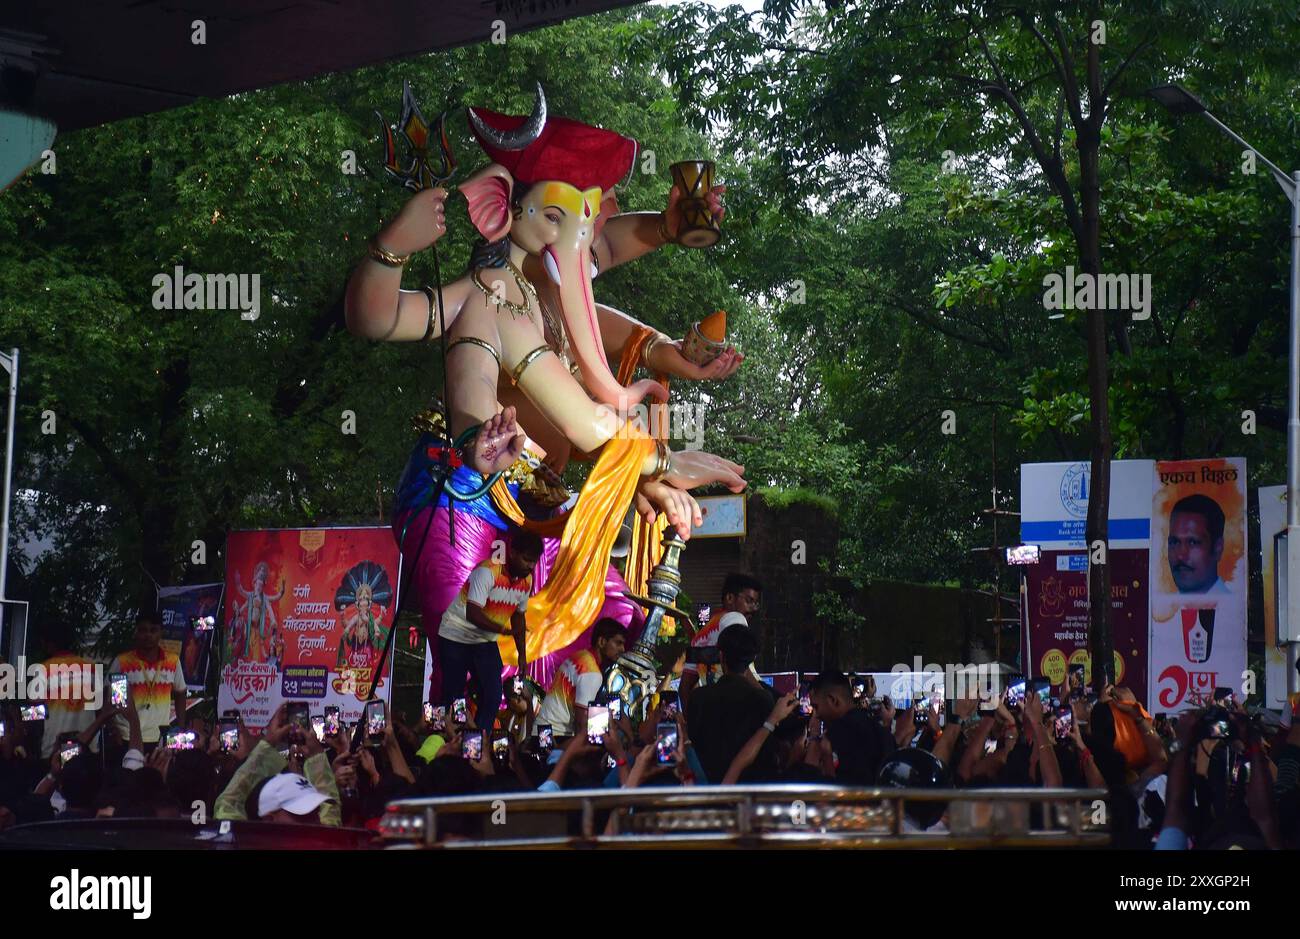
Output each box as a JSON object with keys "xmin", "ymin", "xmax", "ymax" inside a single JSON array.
[
  {"xmin": 436, "ymin": 530, "xmax": 542, "ymax": 729},
  {"xmin": 108, "ymin": 612, "xmax": 189, "ymax": 750},
  {"xmin": 34, "ymin": 620, "xmax": 101, "ymax": 759},
  {"xmin": 536, "ymin": 619, "xmax": 627, "ymax": 754},
  {"xmin": 213, "ymin": 703, "xmax": 342, "ymax": 826},
  {"xmin": 808, "ymin": 670, "xmax": 894, "ymax": 786},
  {"xmin": 679, "ymin": 573, "xmax": 762, "ymax": 707}
]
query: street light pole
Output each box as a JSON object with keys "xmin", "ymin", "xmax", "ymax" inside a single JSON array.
[
  {"xmin": 0, "ymin": 348, "xmax": 17, "ymax": 650},
  {"xmin": 1148, "ymin": 85, "xmax": 1300, "ymax": 695},
  {"xmin": 1287, "ymin": 167, "xmax": 1300, "ymax": 694}
]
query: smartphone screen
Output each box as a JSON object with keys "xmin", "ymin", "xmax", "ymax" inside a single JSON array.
[
  {"xmin": 929, "ymin": 692, "xmax": 946, "ymax": 726},
  {"xmin": 660, "ymin": 692, "xmax": 680, "ymax": 720},
  {"xmin": 798, "ymin": 681, "xmax": 813, "ymax": 717},
  {"xmin": 219, "ymin": 721, "xmax": 239, "ymax": 753},
  {"xmin": 1006, "ymin": 543, "xmax": 1041, "ymax": 565},
  {"xmin": 511, "ymin": 675, "xmax": 525, "ymax": 696},
  {"xmin": 695, "ymin": 604, "xmax": 711, "ymax": 628},
  {"xmin": 608, "ymin": 697, "xmax": 623, "ymax": 721},
  {"xmin": 422, "ymin": 701, "xmax": 435, "ymax": 723},
  {"xmin": 166, "ymin": 728, "xmax": 196, "ymax": 750},
  {"xmin": 324, "ymin": 706, "xmax": 341, "ymax": 737},
  {"xmin": 452, "ymin": 698, "xmax": 468, "ymax": 725},
  {"xmin": 984, "ymin": 737, "xmax": 999, "ymax": 755},
  {"xmin": 20, "ymin": 704, "xmax": 47, "ymax": 721},
  {"xmin": 364, "ymin": 701, "xmax": 386, "ymax": 743},
  {"xmin": 1005, "ymin": 678, "xmax": 1027, "ymax": 710},
  {"xmin": 1067, "ymin": 664, "xmax": 1086, "ymax": 698},
  {"xmin": 110, "ymin": 673, "xmax": 130, "ymax": 709},
  {"xmin": 491, "ymin": 735, "xmax": 509, "ymax": 759},
  {"xmin": 311, "ymin": 715, "xmax": 326, "ymax": 742},
  {"xmin": 851, "ymin": 679, "xmax": 866, "ymax": 701},
  {"xmin": 1030, "ymin": 677, "xmax": 1052, "ymax": 700},
  {"xmin": 538, "ymin": 725, "xmax": 554, "ymax": 750},
  {"xmin": 586, "ymin": 706, "xmax": 610, "ymax": 744},
  {"xmin": 287, "ymin": 701, "xmax": 311, "ymax": 731},
  {"xmin": 655, "ymin": 721, "xmax": 678, "ymax": 764},
  {"xmin": 1054, "ymin": 709, "xmax": 1073, "ymax": 741},
  {"xmin": 461, "ymin": 730, "xmax": 484, "ymax": 761},
  {"xmin": 430, "ymin": 706, "xmax": 447, "ymax": 733},
  {"xmin": 59, "ymin": 740, "xmax": 82, "ymax": 767}
]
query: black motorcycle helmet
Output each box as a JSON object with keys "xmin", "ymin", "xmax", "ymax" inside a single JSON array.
[{"xmin": 878, "ymin": 747, "xmax": 953, "ymax": 831}]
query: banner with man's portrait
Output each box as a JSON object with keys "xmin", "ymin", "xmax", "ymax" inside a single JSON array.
[
  {"xmin": 217, "ymin": 527, "xmax": 401, "ymax": 733},
  {"xmin": 1147, "ymin": 459, "xmax": 1247, "ymax": 713}
]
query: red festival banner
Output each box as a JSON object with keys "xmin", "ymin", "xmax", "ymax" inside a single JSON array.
[
  {"xmin": 217, "ymin": 527, "xmax": 401, "ymax": 732},
  {"xmin": 1022, "ymin": 549, "xmax": 1150, "ymax": 706}
]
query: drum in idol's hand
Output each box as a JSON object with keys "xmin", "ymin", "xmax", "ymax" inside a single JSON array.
[{"xmin": 669, "ymin": 160, "xmax": 722, "ymax": 248}]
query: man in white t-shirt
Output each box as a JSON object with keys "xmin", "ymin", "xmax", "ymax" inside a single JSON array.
[
  {"xmin": 437, "ymin": 531, "xmax": 543, "ymax": 727},
  {"xmin": 537, "ymin": 618, "xmax": 627, "ymax": 740},
  {"xmin": 680, "ymin": 573, "xmax": 762, "ymax": 708}
]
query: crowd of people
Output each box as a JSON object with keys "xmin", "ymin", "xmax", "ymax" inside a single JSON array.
[{"xmin": 3, "ymin": 572, "xmax": 1300, "ymax": 850}]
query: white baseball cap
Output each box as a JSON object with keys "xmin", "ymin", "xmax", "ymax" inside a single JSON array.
[{"xmin": 257, "ymin": 773, "xmax": 332, "ymax": 818}]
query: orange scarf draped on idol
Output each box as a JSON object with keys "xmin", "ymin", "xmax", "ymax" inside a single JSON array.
[{"xmin": 487, "ymin": 325, "xmax": 670, "ymax": 662}]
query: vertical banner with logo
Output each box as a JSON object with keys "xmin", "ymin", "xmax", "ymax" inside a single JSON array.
[
  {"xmin": 1260, "ymin": 485, "xmax": 1288, "ymax": 708},
  {"xmin": 157, "ymin": 583, "xmax": 224, "ymax": 693},
  {"xmin": 1022, "ymin": 549, "xmax": 1150, "ymax": 705},
  {"xmin": 1148, "ymin": 459, "xmax": 1247, "ymax": 713},
  {"xmin": 217, "ymin": 528, "xmax": 401, "ymax": 732},
  {"xmin": 1020, "ymin": 461, "xmax": 1153, "ymax": 705}
]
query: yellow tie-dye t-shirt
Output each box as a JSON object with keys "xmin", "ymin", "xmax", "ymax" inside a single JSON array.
[{"xmin": 109, "ymin": 648, "xmax": 186, "ymax": 743}]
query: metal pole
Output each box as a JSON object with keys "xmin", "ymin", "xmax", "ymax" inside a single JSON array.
[
  {"xmin": 1286, "ymin": 172, "xmax": 1300, "ymax": 696},
  {"xmin": 1199, "ymin": 112, "xmax": 1290, "ymax": 181},
  {"xmin": 0, "ymin": 348, "xmax": 16, "ymax": 652}
]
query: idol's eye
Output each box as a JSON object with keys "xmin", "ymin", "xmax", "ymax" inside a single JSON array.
[{"xmin": 545, "ymin": 212, "xmax": 561, "ymax": 225}]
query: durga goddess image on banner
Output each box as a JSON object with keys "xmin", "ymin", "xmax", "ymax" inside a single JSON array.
[
  {"xmin": 229, "ymin": 561, "xmax": 285, "ymax": 664},
  {"xmin": 334, "ymin": 561, "xmax": 394, "ymax": 675}
]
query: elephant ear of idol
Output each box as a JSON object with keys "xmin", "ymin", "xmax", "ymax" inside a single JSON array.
[
  {"xmin": 462, "ymin": 164, "xmax": 513, "ymax": 242},
  {"xmin": 593, "ymin": 192, "xmax": 618, "ymax": 245}
]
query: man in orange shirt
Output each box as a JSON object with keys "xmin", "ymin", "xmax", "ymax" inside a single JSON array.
[
  {"xmin": 109, "ymin": 612, "xmax": 188, "ymax": 748},
  {"xmin": 36, "ymin": 621, "xmax": 100, "ymax": 759}
]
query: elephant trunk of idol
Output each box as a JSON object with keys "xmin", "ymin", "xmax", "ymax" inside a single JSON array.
[{"xmin": 544, "ymin": 245, "xmax": 646, "ymax": 410}]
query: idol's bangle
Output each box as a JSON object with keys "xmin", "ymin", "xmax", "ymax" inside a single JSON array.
[
  {"xmin": 641, "ymin": 332, "xmax": 669, "ymax": 370},
  {"xmin": 657, "ymin": 213, "xmax": 675, "ymax": 246},
  {"xmin": 367, "ymin": 237, "xmax": 410, "ymax": 267},
  {"xmin": 647, "ymin": 441, "xmax": 672, "ymax": 482}
]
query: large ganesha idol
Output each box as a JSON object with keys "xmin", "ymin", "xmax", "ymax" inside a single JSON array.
[{"xmin": 345, "ymin": 86, "xmax": 746, "ymax": 694}]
